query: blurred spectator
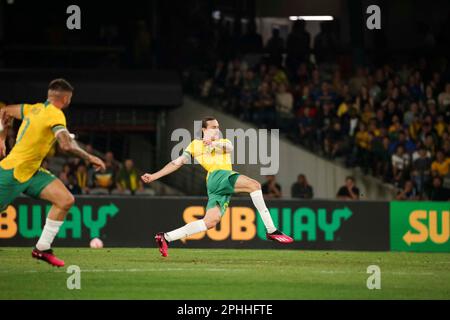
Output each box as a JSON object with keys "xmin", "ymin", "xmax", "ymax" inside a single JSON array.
[
  {"xmin": 67, "ymin": 175, "xmax": 82, "ymax": 195},
  {"xmin": 90, "ymin": 159, "xmax": 117, "ymax": 195},
  {"xmin": 336, "ymin": 176, "xmax": 360, "ymax": 200},
  {"xmin": 253, "ymin": 82, "xmax": 275, "ymax": 128},
  {"xmin": 240, "ymin": 21, "xmax": 263, "ymax": 55},
  {"xmin": 59, "ymin": 163, "xmax": 72, "ymax": 187},
  {"xmin": 431, "ymin": 150, "xmax": 450, "ymax": 177},
  {"xmin": 323, "ymin": 122, "xmax": 345, "ymax": 159},
  {"xmin": 105, "ymin": 151, "xmax": 120, "ymax": 173},
  {"xmin": 262, "ymin": 175, "xmax": 282, "ymax": 199},
  {"xmin": 313, "ymin": 22, "xmax": 337, "ymax": 65},
  {"xmin": 265, "ymin": 28, "xmax": 285, "ymax": 67},
  {"xmin": 438, "ymin": 83, "xmax": 450, "ymax": 110},
  {"xmin": 428, "ymin": 176, "xmax": 450, "ymax": 201},
  {"xmin": 291, "ymin": 174, "xmax": 313, "ymax": 199},
  {"xmin": 75, "ymin": 163, "xmax": 90, "ymax": 194},
  {"xmin": 275, "ymin": 82, "xmax": 294, "ymax": 131},
  {"xmin": 115, "ymin": 159, "xmax": 151, "ymax": 195},
  {"xmin": 286, "ymin": 20, "xmax": 311, "ymax": 71},
  {"xmin": 411, "ymin": 147, "xmax": 432, "ymax": 194},
  {"xmin": 396, "ymin": 180, "xmax": 419, "ymax": 200},
  {"xmin": 391, "ymin": 145, "xmax": 410, "ymax": 187}
]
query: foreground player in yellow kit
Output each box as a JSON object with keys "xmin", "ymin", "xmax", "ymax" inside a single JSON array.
[
  {"xmin": 141, "ymin": 116, "xmax": 293, "ymax": 257},
  {"xmin": 0, "ymin": 79, "xmax": 105, "ymax": 266}
]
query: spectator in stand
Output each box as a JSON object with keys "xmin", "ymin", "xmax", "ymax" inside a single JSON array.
[
  {"xmin": 411, "ymin": 147, "xmax": 432, "ymax": 194},
  {"xmin": 323, "ymin": 121, "xmax": 344, "ymax": 159},
  {"xmin": 291, "ymin": 174, "xmax": 313, "ymax": 199},
  {"xmin": 431, "ymin": 150, "xmax": 450, "ymax": 177},
  {"xmin": 59, "ymin": 163, "xmax": 72, "ymax": 187},
  {"xmin": 391, "ymin": 145, "xmax": 410, "ymax": 187},
  {"xmin": 75, "ymin": 163, "xmax": 90, "ymax": 194},
  {"xmin": 115, "ymin": 159, "xmax": 152, "ymax": 195},
  {"xmin": 253, "ymin": 82, "xmax": 275, "ymax": 128},
  {"xmin": 262, "ymin": 175, "xmax": 282, "ymax": 199},
  {"xmin": 105, "ymin": 151, "xmax": 120, "ymax": 173},
  {"xmin": 240, "ymin": 21, "xmax": 263, "ymax": 55},
  {"xmin": 438, "ymin": 83, "xmax": 450, "ymax": 110},
  {"xmin": 336, "ymin": 176, "xmax": 360, "ymax": 200},
  {"xmin": 354, "ymin": 122, "xmax": 371, "ymax": 173},
  {"xmin": 372, "ymin": 136, "xmax": 391, "ymax": 181},
  {"xmin": 428, "ymin": 176, "xmax": 450, "ymax": 201},
  {"xmin": 275, "ymin": 82, "xmax": 294, "ymax": 132},
  {"xmin": 286, "ymin": 20, "xmax": 310, "ymax": 72},
  {"xmin": 265, "ymin": 28, "xmax": 285, "ymax": 67},
  {"xmin": 90, "ymin": 157, "xmax": 117, "ymax": 195},
  {"xmin": 396, "ymin": 180, "xmax": 419, "ymax": 200}
]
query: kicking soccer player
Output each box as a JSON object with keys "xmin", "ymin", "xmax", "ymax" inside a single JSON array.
[
  {"xmin": 141, "ymin": 116, "xmax": 293, "ymax": 257},
  {"xmin": 0, "ymin": 79, "xmax": 106, "ymax": 266}
]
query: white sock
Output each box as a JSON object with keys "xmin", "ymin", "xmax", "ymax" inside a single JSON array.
[
  {"xmin": 164, "ymin": 220, "xmax": 208, "ymax": 242},
  {"xmin": 250, "ymin": 190, "xmax": 277, "ymax": 233},
  {"xmin": 36, "ymin": 218, "xmax": 63, "ymax": 251}
]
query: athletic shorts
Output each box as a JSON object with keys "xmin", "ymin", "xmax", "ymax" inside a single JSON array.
[
  {"xmin": 206, "ymin": 169, "xmax": 240, "ymax": 216},
  {"xmin": 0, "ymin": 166, "xmax": 56, "ymax": 212}
]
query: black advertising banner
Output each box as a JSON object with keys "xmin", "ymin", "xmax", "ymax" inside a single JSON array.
[{"xmin": 0, "ymin": 197, "xmax": 390, "ymax": 250}]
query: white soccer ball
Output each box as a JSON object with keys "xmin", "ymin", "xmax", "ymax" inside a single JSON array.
[{"xmin": 90, "ymin": 238, "xmax": 104, "ymax": 249}]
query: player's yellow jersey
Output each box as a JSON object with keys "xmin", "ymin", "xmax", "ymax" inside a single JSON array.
[
  {"xmin": 183, "ymin": 139, "xmax": 233, "ymax": 178},
  {"xmin": 0, "ymin": 101, "xmax": 66, "ymax": 183}
]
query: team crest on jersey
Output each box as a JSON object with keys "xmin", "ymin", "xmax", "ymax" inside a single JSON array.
[{"xmin": 31, "ymin": 107, "xmax": 41, "ymax": 115}]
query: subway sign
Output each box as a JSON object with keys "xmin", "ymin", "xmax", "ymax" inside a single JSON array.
[
  {"xmin": 390, "ymin": 202, "xmax": 450, "ymax": 252},
  {"xmin": 0, "ymin": 197, "xmax": 390, "ymax": 251},
  {"xmin": 0, "ymin": 201, "xmax": 119, "ymax": 246},
  {"xmin": 181, "ymin": 206, "xmax": 353, "ymax": 242}
]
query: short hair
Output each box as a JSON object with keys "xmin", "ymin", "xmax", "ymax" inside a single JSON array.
[
  {"xmin": 345, "ymin": 176, "xmax": 355, "ymax": 182},
  {"xmin": 200, "ymin": 116, "xmax": 217, "ymax": 138},
  {"xmin": 48, "ymin": 79, "xmax": 74, "ymax": 92},
  {"xmin": 201, "ymin": 116, "xmax": 216, "ymax": 129}
]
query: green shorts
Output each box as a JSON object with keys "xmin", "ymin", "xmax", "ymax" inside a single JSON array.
[
  {"xmin": 206, "ymin": 170, "xmax": 240, "ymax": 216},
  {"xmin": 0, "ymin": 167, "xmax": 56, "ymax": 212}
]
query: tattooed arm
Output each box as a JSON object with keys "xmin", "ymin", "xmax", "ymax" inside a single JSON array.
[{"xmin": 56, "ymin": 130, "xmax": 106, "ymax": 171}]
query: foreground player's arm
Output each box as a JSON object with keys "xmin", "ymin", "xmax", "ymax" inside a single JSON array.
[
  {"xmin": 0, "ymin": 104, "xmax": 22, "ymax": 120},
  {"xmin": 141, "ymin": 154, "xmax": 189, "ymax": 183},
  {"xmin": 0, "ymin": 106, "xmax": 17, "ymax": 157},
  {"xmin": 56, "ymin": 130, "xmax": 106, "ymax": 171}
]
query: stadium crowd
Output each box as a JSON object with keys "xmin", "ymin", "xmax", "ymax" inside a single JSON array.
[
  {"xmin": 56, "ymin": 150, "xmax": 155, "ymax": 196},
  {"xmin": 190, "ymin": 20, "xmax": 450, "ymax": 201}
]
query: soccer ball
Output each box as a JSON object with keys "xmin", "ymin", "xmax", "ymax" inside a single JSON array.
[{"xmin": 90, "ymin": 238, "xmax": 103, "ymax": 249}]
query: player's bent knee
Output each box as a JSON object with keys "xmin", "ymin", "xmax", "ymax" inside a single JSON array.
[
  {"xmin": 58, "ymin": 193, "xmax": 75, "ymax": 211},
  {"xmin": 251, "ymin": 180, "xmax": 261, "ymax": 192}
]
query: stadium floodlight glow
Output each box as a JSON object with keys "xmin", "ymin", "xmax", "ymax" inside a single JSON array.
[
  {"xmin": 298, "ymin": 15, "xmax": 334, "ymax": 21},
  {"xmin": 212, "ymin": 10, "xmax": 221, "ymax": 20},
  {"xmin": 289, "ymin": 16, "xmax": 299, "ymax": 21}
]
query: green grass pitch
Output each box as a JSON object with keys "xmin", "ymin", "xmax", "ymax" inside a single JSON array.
[{"xmin": 1, "ymin": 248, "xmax": 449, "ymax": 299}]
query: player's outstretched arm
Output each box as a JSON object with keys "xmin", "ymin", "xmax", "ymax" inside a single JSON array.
[
  {"xmin": 56, "ymin": 130, "xmax": 106, "ymax": 171},
  {"xmin": 141, "ymin": 155, "xmax": 189, "ymax": 184}
]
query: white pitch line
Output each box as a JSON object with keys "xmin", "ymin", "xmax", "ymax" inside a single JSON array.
[
  {"xmin": 0, "ymin": 268, "xmax": 437, "ymax": 276},
  {"xmin": 1, "ymin": 267, "xmax": 246, "ymax": 274}
]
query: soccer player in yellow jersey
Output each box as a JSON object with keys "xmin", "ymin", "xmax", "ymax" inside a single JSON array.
[
  {"xmin": 0, "ymin": 79, "xmax": 105, "ymax": 266},
  {"xmin": 141, "ymin": 116, "xmax": 293, "ymax": 257}
]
